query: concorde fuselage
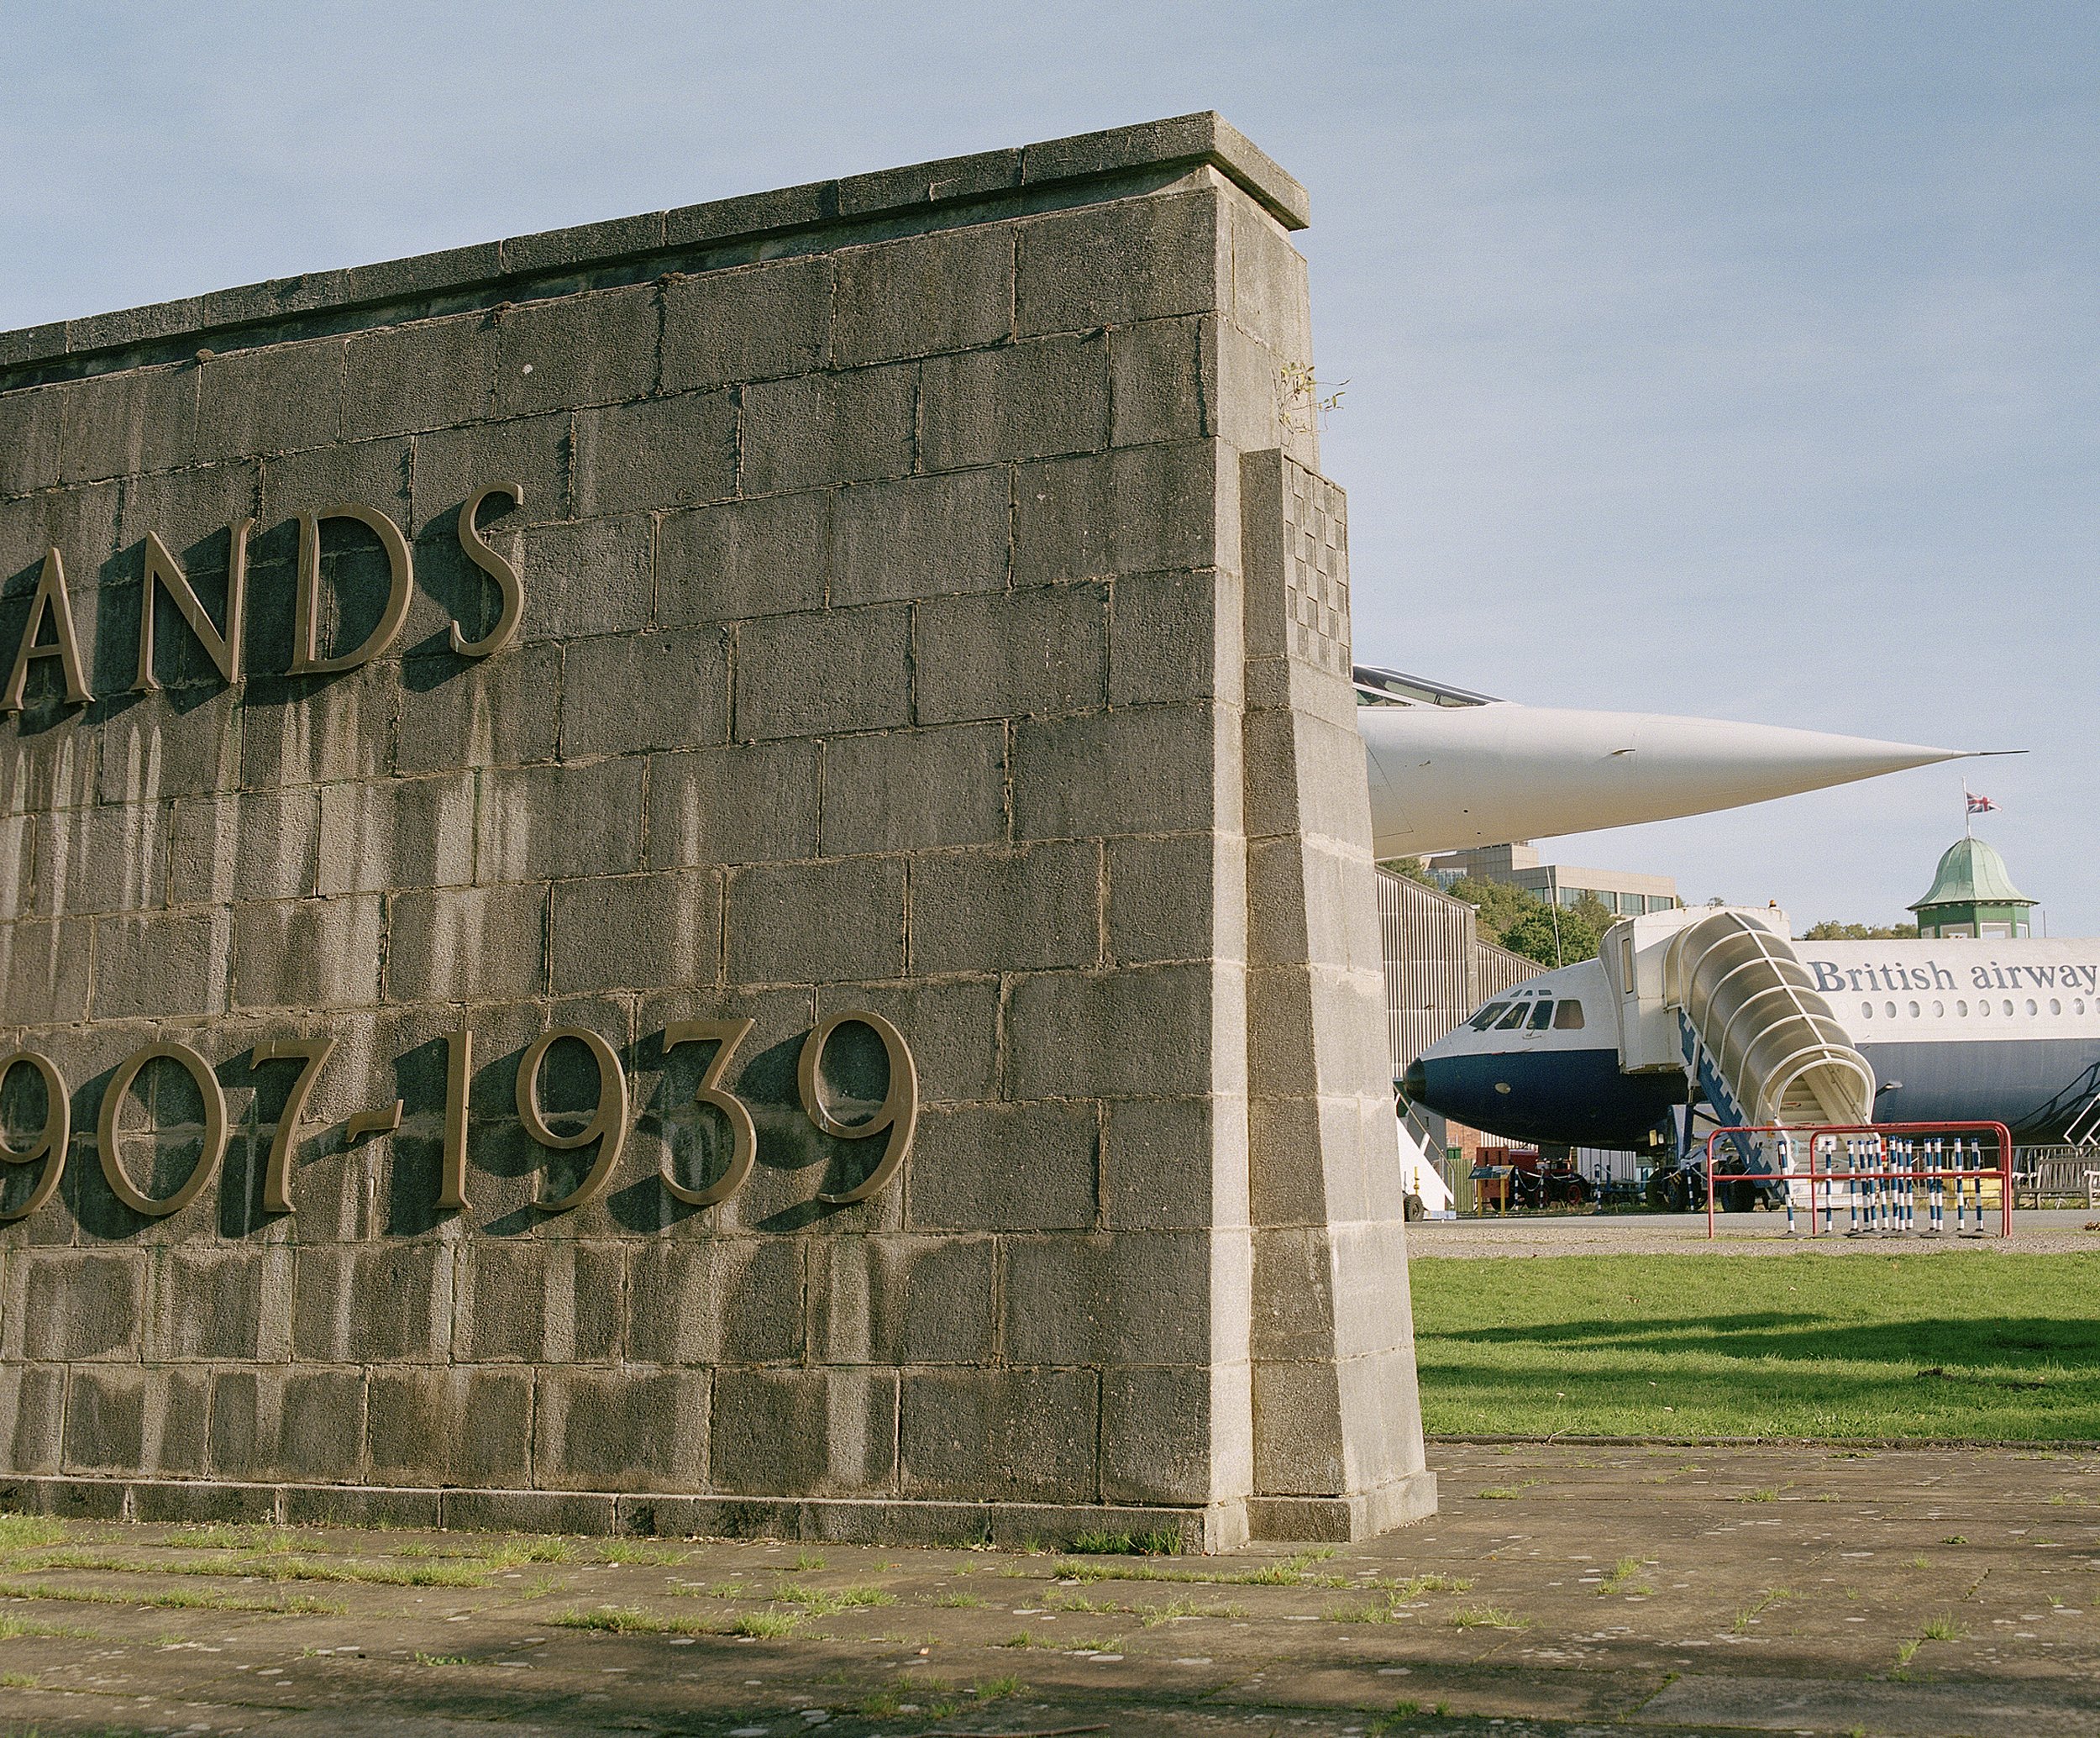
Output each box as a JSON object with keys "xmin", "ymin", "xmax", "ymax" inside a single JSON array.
[
  {"xmin": 1406, "ymin": 940, "xmax": 2100, "ymax": 1149},
  {"xmin": 1348, "ymin": 667, "xmax": 1968, "ymax": 858}
]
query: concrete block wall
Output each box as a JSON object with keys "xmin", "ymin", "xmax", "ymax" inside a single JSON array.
[{"xmin": 0, "ymin": 113, "xmax": 1431, "ymax": 1542}]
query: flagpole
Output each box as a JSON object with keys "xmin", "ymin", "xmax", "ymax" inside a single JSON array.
[{"xmin": 1963, "ymin": 783, "xmax": 1972, "ymax": 839}]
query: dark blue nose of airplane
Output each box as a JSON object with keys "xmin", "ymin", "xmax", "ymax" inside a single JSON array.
[{"xmin": 1399, "ymin": 1059, "xmax": 1427, "ymax": 1102}]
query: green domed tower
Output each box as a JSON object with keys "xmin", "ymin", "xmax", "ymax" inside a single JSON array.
[{"xmin": 1908, "ymin": 836, "xmax": 2036, "ymax": 940}]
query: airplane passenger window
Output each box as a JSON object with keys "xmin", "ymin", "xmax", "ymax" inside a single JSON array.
[
  {"xmin": 1860, "ymin": 1001, "xmax": 1872, "ymax": 1020},
  {"xmin": 1527, "ymin": 1000, "xmax": 1554, "ymax": 1029},
  {"xmin": 1467, "ymin": 1003, "xmax": 1510, "ymax": 1030},
  {"xmin": 2079, "ymin": 999, "xmax": 2088, "ymax": 1016},
  {"xmin": 1908, "ymin": 1001, "xmax": 1919, "ymax": 1018},
  {"xmin": 1494, "ymin": 1002, "xmax": 1531, "ymax": 1030},
  {"xmin": 1978, "ymin": 1001, "xmax": 1990, "ymax": 1017},
  {"xmin": 2026, "ymin": 999, "xmax": 2038, "ymax": 1016},
  {"xmin": 2003, "ymin": 1000, "xmax": 2015, "ymax": 1016},
  {"xmin": 1885, "ymin": 1002, "xmax": 1897, "ymax": 1019},
  {"xmin": 1956, "ymin": 1000, "xmax": 1969, "ymax": 1016},
  {"xmin": 1553, "ymin": 1000, "xmax": 1585, "ymax": 1029},
  {"xmin": 1932, "ymin": 1000, "xmax": 1945, "ymax": 1016},
  {"xmin": 2050, "ymin": 999, "xmax": 2061, "ymax": 1016}
]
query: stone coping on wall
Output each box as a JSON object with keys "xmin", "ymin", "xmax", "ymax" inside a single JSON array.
[{"xmin": 0, "ymin": 112, "xmax": 1308, "ymax": 385}]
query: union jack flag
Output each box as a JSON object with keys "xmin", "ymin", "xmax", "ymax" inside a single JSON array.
[{"xmin": 1966, "ymin": 790, "xmax": 1998, "ymax": 816}]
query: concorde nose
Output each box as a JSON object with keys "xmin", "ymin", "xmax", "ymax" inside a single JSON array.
[{"xmin": 1360, "ymin": 703, "xmax": 1976, "ymax": 858}]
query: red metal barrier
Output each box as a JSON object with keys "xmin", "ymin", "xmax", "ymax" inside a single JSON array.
[{"xmin": 1702, "ymin": 1121, "xmax": 2013, "ymax": 1239}]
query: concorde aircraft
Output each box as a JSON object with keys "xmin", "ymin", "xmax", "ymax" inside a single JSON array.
[
  {"xmin": 1404, "ymin": 936, "xmax": 2100, "ymax": 1153},
  {"xmin": 1352, "ymin": 664, "xmax": 1970, "ymax": 858}
]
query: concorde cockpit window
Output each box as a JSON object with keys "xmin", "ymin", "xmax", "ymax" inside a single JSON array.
[
  {"xmin": 1552, "ymin": 999, "xmax": 1585, "ymax": 1030},
  {"xmin": 1526, "ymin": 1000, "xmax": 1555, "ymax": 1030},
  {"xmin": 1494, "ymin": 1002, "xmax": 1531, "ymax": 1031},
  {"xmin": 1467, "ymin": 1001, "xmax": 1511, "ymax": 1030},
  {"xmin": 1350, "ymin": 664, "xmax": 1499, "ymax": 709}
]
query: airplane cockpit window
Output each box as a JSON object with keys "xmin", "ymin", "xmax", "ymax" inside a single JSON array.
[
  {"xmin": 1526, "ymin": 1000, "xmax": 1554, "ymax": 1030},
  {"xmin": 1494, "ymin": 1002, "xmax": 1531, "ymax": 1031},
  {"xmin": 1350, "ymin": 664, "xmax": 1499, "ymax": 710},
  {"xmin": 1467, "ymin": 1002, "xmax": 1511, "ymax": 1030},
  {"xmin": 1552, "ymin": 1000, "xmax": 1585, "ymax": 1030}
]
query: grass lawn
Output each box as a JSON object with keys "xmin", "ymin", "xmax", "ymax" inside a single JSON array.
[{"xmin": 1410, "ymin": 1252, "xmax": 2100, "ymax": 1441}]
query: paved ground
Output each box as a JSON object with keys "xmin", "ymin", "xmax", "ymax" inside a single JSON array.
[
  {"xmin": 2, "ymin": 1443, "xmax": 2096, "ymax": 1737},
  {"xmin": 1414, "ymin": 1208, "xmax": 2100, "ymax": 1258}
]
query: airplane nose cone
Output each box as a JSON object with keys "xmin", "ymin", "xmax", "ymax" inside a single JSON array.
[{"xmin": 1399, "ymin": 1060, "xmax": 1428, "ymax": 1103}]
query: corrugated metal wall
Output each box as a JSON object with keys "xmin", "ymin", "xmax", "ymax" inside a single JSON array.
[{"xmin": 1375, "ymin": 867, "xmax": 1549, "ymax": 1078}]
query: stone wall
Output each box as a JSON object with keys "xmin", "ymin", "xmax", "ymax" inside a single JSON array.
[{"xmin": 0, "ymin": 113, "xmax": 1433, "ymax": 1544}]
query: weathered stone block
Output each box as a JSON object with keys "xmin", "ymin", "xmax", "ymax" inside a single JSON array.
[
  {"xmin": 10, "ymin": 1252, "xmax": 143, "ymax": 1360},
  {"xmin": 711, "ymin": 1368, "xmax": 896, "ymax": 1496},
  {"xmin": 496, "ymin": 284, "xmax": 659, "ymax": 415},
  {"xmin": 1102, "ymin": 1365, "xmax": 1218, "ymax": 1505},
  {"xmin": 1003, "ymin": 1231, "xmax": 1211, "ymax": 1366},
  {"xmin": 193, "ymin": 336, "xmax": 347, "ymax": 460},
  {"xmin": 739, "ymin": 365, "xmax": 917, "ymax": 495},
  {"xmin": 1003, "ymin": 963, "xmax": 1215, "ymax": 1100},
  {"xmin": 733, "ymin": 605, "xmax": 911, "ymax": 741},
  {"xmin": 477, "ymin": 758, "xmax": 644, "ymax": 883},
  {"xmin": 34, "ymin": 800, "xmax": 171, "ymax": 917},
  {"xmin": 624, "ymin": 1238, "xmax": 803, "ymax": 1366},
  {"xmin": 660, "ymin": 256, "xmax": 832, "ymax": 391},
  {"xmin": 1109, "ymin": 567, "xmax": 1226, "ymax": 706},
  {"xmin": 61, "ymin": 1367, "xmax": 146, "ymax": 1474},
  {"xmin": 386, "ymin": 882, "xmax": 548, "ymax": 1003},
  {"xmin": 810, "ymin": 1235, "xmax": 995, "ymax": 1365},
  {"xmin": 1017, "ymin": 190, "xmax": 1222, "ymax": 334},
  {"xmin": 647, "ymin": 741, "xmax": 819, "ymax": 869},
  {"xmin": 397, "ymin": 643, "xmax": 559, "ymax": 773},
  {"xmin": 519, "ymin": 512, "xmax": 655, "ymax": 641},
  {"xmin": 559, "ymin": 628, "xmax": 729, "ymax": 758},
  {"xmin": 232, "ymin": 894, "xmax": 384, "ymax": 1010},
  {"xmin": 0, "ymin": 917, "xmax": 91, "ymax": 1025},
  {"xmin": 168, "ymin": 789, "xmax": 321, "ymax": 906},
  {"xmin": 0, "ymin": 385, "xmax": 64, "ymax": 497},
  {"xmin": 820, "ymin": 724, "xmax": 1005, "ymax": 857},
  {"xmin": 573, "ymin": 391, "xmax": 737, "ymax": 516},
  {"xmin": 535, "ymin": 1368, "xmax": 707, "ymax": 1492},
  {"xmin": 0, "ymin": 1365, "xmax": 64, "ymax": 1472},
  {"xmin": 833, "ymin": 226, "xmax": 1012, "ymax": 365},
  {"xmin": 367, "ymin": 1366, "xmax": 533, "ymax": 1487},
  {"xmin": 911, "ymin": 841, "xmax": 1100, "ymax": 974},
  {"xmin": 726, "ymin": 856, "xmax": 906, "ymax": 986},
  {"xmin": 657, "ymin": 488, "xmax": 830, "ymax": 624},
  {"xmin": 461, "ymin": 1239, "xmax": 623, "ymax": 1363},
  {"xmin": 292, "ymin": 1243, "xmax": 452, "ymax": 1363},
  {"xmin": 916, "ymin": 582, "xmax": 1108, "ymax": 724},
  {"xmin": 550, "ymin": 869, "xmax": 720, "ymax": 995},
  {"xmin": 58, "ymin": 364, "xmax": 197, "ymax": 484},
  {"xmin": 900, "ymin": 1369, "xmax": 1098, "ymax": 1502},
  {"xmin": 1012, "ymin": 705, "xmax": 1218, "ymax": 840},
  {"xmin": 242, "ymin": 663, "xmax": 396, "ymax": 788},
  {"xmin": 903, "ymin": 1102, "xmax": 1098, "ymax": 1232},
  {"xmin": 831, "ymin": 468, "xmax": 1008, "ymax": 606},
  {"xmin": 343, "ymin": 313, "xmax": 495, "ymax": 438},
  {"xmin": 89, "ymin": 908, "xmax": 231, "ymax": 1019},
  {"xmin": 1110, "ymin": 316, "xmax": 1214, "ymax": 447},
  {"xmin": 810, "ymin": 977, "xmax": 1002, "ymax": 1105},
  {"xmin": 317, "ymin": 774, "xmax": 476, "ymax": 895},
  {"xmin": 920, "ymin": 333, "xmax": 1110, "ymax": 469},
  {"xmin": 144, "ymin": 1246, "xmax": 264, "ymax": 1360}
]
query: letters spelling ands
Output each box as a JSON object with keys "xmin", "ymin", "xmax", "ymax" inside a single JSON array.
[
  {"xmin": 0, "ymin": 1014, "xmax": 916, "ymax": 1226},
  {"xmin": 0, "ymin": 483, "xmax": 527, "ymax": 714}
]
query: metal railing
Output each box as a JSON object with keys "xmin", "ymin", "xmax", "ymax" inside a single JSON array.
[{"xmin": 1702, "ymin": 1121, "xmax": 2013, "ymax": 1239}]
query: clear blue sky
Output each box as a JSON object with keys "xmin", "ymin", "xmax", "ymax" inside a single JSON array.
[{"xmin": 6, "ymin": 3, "xmax": 2094, "ymax": 929}]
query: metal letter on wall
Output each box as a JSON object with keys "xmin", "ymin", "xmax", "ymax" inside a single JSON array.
[
  {"xmin": 134, "ymin": 520, "xmax": 253, "ymax": 691},
  {"xmin": 516, "ymin": 1028, "xmax": 629, "ymax": 1211},
  {"xmin": 801, "ymin": 1011, "xmax": 918, "ymax": 1205},
  {"xmin": 449, "ymin": 481, "xmax": 526, "ymax": 658},
  {"xmin": 290, "ymin": 503, "xmax": 415, "ymax": 675},
  {"xmin": 0, "ymin": 1051, "xmax": 69, "ymax": 1223},
  {"xmin": 1, "ymin": 548, "xmax": 94, "ymax": 711},
  {"xmin": 97, "ymin": 1042, "xmax": 229, "ymax": 1217},
  {"xmin": 660, "ymin": 1018, "xmax": 757, "ymax": 1207}
]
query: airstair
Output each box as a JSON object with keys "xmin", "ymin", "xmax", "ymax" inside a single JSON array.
[{"xmin": 1658, "ymin": 909, "xmax": 1874, "ymax": 1131}]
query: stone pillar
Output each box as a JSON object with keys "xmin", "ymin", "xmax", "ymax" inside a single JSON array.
[{"xmin": 1238, "ymin": 450, "xmax": 1436, "ymax": 1538}]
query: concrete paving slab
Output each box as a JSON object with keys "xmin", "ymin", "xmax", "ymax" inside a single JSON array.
[{"xmin": 0, "ymin": 1442, "xmax": 2094, "ymax": 1735}]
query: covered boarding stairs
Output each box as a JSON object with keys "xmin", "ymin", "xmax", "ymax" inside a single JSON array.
[{"xmin": 1663, "ymin": 909, "xmax": 1873, "ymax": 1131}]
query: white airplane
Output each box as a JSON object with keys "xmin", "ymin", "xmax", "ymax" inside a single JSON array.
[
  {"xmin": 1352, "ymin": 664, "xmax": 1973, "ymax": 858},
  {"xmin": 1404, "ymin": 924, "xmax": 2100, "ymax": 1153}
]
